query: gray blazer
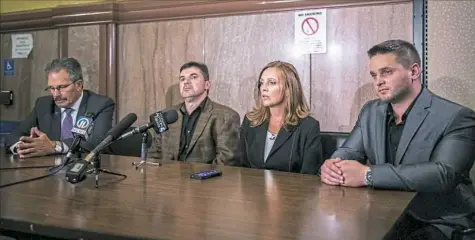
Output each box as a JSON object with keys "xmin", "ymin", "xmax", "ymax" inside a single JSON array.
[{"xmin": 332, "ymin": 88, "xmax": 475, "ymax": 222}]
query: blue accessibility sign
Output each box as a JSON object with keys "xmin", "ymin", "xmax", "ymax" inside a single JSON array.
[{"xmin": 3, "ymin": 59, "xmax": 14, "ymax": 76}]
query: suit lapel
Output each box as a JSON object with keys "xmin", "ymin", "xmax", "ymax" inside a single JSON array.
[
  {"xmin": 167, "ymin": 107, "xmax": 182, "ymax": 159},
  {"xmin": 375, "ymin": 103, "xmax": 388, "ymax": 164},
  {"xmin": 186, "ymin": 112, "xmax": 211, "ymax": 157},
  {"xmin": 395, "ymin": 89, "xmax": 431, "ymax": 165},
  {"xmin": 267, "ymin": 126, "xmax": 294, "ymax": 160},
  {"xmin": 77, "ymin": 90, "xmax": 89, "ymax": 117},
  {"xmin": 50, "ymin": 105, "xmax": 61, "ymax": 140},
  {"xmin": 185, "ymin": 100, "xmax": 212, "ymax": 157}
]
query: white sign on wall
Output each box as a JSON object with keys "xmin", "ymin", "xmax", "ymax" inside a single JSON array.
[
  {"xmin": 294, "ymin": 9, "xmax": 327, "ymax": 54},
  {"xmin": 12, "ymin": 33, "xmax": 33, "ymax": 58}
]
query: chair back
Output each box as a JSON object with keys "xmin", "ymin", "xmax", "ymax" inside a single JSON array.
[
  {"xmin": 104, "ymin": 127, "xmax": 152, "ymax": 157},
  {"xmin": 320, "ymin": 132, "xmax": 350, "ymax": 160}
]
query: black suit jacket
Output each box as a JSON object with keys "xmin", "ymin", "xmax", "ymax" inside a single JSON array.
[
  {"xmin": 332, "ymin": 88, "xmax": 475, "ymax": 231},
  {"xmin": 240, "ymin": 116, "xmax": 323, "ymax": 174},
  {"xmin": 6, "ymin": 90, "xmax": 115, "ymax": 152}
]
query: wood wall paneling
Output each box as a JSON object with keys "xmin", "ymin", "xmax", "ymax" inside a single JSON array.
[
  {"xmin": 106, "ymin": 24, "xmax": 117, "ymax": 104},
  {"xmin": 0, "ymin": 0, "xmax": 411, "ymax": 33},
  {"xmin": 0, "ymin": 29, "xmax": 58, "ymax": 121},
  {"xmin": 310, "ymin": 2, "xmax": 413, "ymax": 132},
  {"xmin": 58, "ymin": 27, "xmax": 69, "ymax": 58},
  {"xmin": 0, "ymin": 33, "xmax": 31, "ymax": 121},
  {"xmin": 1, "ymin": 0, "xmax": 415, "ymax": 134},
  {"xmin": 116, "ymin": 2, "xmax": 413, "ymax": 130},
  {"xmin": 30, "ymin": 30, "xmax": 60, "ymax": 106},
  {"xmin": 204, "ymin": 12, "xmax": 311, "ymax": 120},
  {"xmin": 117, "ymin": 20, "xmax": 205, "ymax": 124},
  {"xmin": 99, "ymin": 23, "xmax": 118, "ymax": 121},
  {"xmin": 68, "ymin": 25, "xmax": 100, "ymax": 92}
]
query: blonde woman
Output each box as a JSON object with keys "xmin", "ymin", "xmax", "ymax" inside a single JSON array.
[{"xmin": 240, "ymin": 61, "xmax": 323, "ymax": 174}]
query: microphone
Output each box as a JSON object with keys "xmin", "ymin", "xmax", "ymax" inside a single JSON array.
[
  {"xmin": 117, "ymin": 109, "xmax": 178, "ymax": 141},
  {"xmin": 48, "ymin": 113, "xmax": 95, "ymax": 172},
  {"xmin": 67, "ymin": 113, "xmax": 95, "ymax": 158},
  {"xmin": 71, "ymin": 113, "xmax": 95, "ymax": 139},
  {"xmin": 65, "ymin": 113, "xmax": 137, "ymax": 183},
  {"xmin": 84, "ymin": 113, "xmax": 137, "ymax": 161}
]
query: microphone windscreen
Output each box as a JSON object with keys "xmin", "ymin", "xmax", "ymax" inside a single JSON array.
[
  {"xmin": 149, "ymin": 109, "xmax": 178, "ymax": 134},
  {"xmin": 72, "ymin": 116, "xmax": 94, "ymax": 139},
  {"xmin": 163, "ymin": 109, "xmax": 178, "ymax": 124},
  {"xmin": 109, "ymin": 113, "xmax": 137, "ymax": 140}
]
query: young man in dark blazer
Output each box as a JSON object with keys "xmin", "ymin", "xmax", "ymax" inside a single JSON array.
[
  {"xmin": 320, "ymin": 40, "xmax": 475, "ymax": 239},
  {"xmin": 147, "ymin": 61, "xmax": 241, "ymax": 165},
  {"xmin": 6, "ymin": 58, "xmax": 115, "ymax": 158}
]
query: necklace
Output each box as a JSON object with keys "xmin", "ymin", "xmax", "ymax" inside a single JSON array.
[{"xmin": 269, "ymin": 133, "xmax": 277, "ymax": 140}]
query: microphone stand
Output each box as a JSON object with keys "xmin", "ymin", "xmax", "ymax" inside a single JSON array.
[
  {"xmin": 47, "ymin": 137, "xmax": 85, "ymax": 172},
  {"xmin": 86, "ymin": 154, "xmax": 127, "ymax": 188},
  {"xmin": 132, "ymin": 131, "xmax": 161, "ymax": 169}
]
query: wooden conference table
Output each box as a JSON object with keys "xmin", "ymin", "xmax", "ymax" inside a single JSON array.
[{"xmin": 0, "ymin": 152, "xmax": 415, "ymax": 240}]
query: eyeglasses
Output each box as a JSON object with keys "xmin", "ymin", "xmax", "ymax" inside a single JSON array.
[{"xmin": 44, "ymin": 82, "xmax": 77, "ymax": 92}]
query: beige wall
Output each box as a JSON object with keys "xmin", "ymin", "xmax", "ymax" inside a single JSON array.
[{"xmin": 428, "ymin": 0, "xmax": 475, "ymax": 111}]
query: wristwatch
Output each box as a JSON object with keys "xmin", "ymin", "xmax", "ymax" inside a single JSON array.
[
  {"xmin": 53, "ymin": 141, "xmax": 63, "ymax": 153},
  {"xmin": 364, "ymin": 168, "xmax": 373, "ymax": 187}
]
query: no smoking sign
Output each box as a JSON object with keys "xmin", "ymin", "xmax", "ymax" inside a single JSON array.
[
  {"xmin": 294, "ymin": 9, "xmax": 327, "ymax": 54},
  {"xmin": 301, "ymin": 17, "xmax": 319, "ymax": 36}
]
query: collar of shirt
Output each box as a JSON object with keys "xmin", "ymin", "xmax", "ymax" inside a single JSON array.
[
  {"xmin": 387, "ymin": 88, "xmax": 423, "ymax": 124},
  {"xmin": 179, "ymin": 96, "xmax": 208, "ymax": 116},
  {"xmin": 60, "ymin": 91, "xmax": 84, "ymax": 123}
]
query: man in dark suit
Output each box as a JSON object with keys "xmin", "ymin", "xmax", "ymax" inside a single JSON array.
[
  {"xmin": 320, "ymin": 39, "xmax": 475, "ymax": 239},
  {"xmin": 148, "ymin": 61, "xmax": 240, "ymax": 165},
  {"xmin": 6, "ymin": 58, "xmax": 115, "ymax": 158}
]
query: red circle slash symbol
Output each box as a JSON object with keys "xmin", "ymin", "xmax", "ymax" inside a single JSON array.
[{"xmin": 301, "ymin": 17, "xmax": 319, "ymax": 36}]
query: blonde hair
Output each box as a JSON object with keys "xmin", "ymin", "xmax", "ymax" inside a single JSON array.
[{"xmin": 247, "ymin": 61, "xmax": 310, "ymax": 127}]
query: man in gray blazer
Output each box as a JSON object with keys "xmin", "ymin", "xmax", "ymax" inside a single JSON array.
[
  {"xmin": 6, "ymin": 58, "xmax": 115, "ymax": 158},
  {"xmin": 320, "ymin": 39, "xmax": 475, "ymax": 239}
]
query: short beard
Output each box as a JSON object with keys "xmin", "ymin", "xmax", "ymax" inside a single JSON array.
[
  {"xmin": 183, "ymin": 91, "xmax": 207, "ymax": 103},
  {"xmin": 382, "ymin": 86, "xmax": 411, "ymax": 104}
]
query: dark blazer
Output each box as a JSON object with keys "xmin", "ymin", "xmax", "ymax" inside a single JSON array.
[
  {"xmin": 148, "ymin": 98, "xmax": 241, "ymax": 165},
  {"xmin": 6, "ymin": 90, "xmax": 115, "ymax": 152},
  {"xmin": 240, "ymin": 115, "xmax": 323, "ymax": 174},
  {"xmin": 332, "ymin": 88, "xmax": 475, "ymax": 232}
]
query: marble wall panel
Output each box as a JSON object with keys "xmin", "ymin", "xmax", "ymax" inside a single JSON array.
[
  {"xmin": 117, "ymin": 20, "xmax": 205, "ymax": 124},
  {"xmin": 310, "ymin": 2, "xmax": 413, "ymax": 132}
]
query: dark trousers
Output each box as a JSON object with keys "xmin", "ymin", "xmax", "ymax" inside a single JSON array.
[{"xmin": 384, "ymin": 212, "xmax": 450, "ymax": 240}]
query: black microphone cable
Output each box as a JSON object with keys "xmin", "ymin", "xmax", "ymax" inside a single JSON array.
[
  {"xmin": 0, "ymin": 161, "xmax": 70, "ymax": 189},
  {"xmin": 0, "ymin": 164, "xmax": 56, "ymax": 170},
  {"xmin": 0, "ymin": 152, "xmax": 54, "ymax": 170}
]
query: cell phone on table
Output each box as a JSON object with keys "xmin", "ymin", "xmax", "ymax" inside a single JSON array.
[{"xmin": 190, "ymin": 169, "xmax": 222, "ymax": 180}]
